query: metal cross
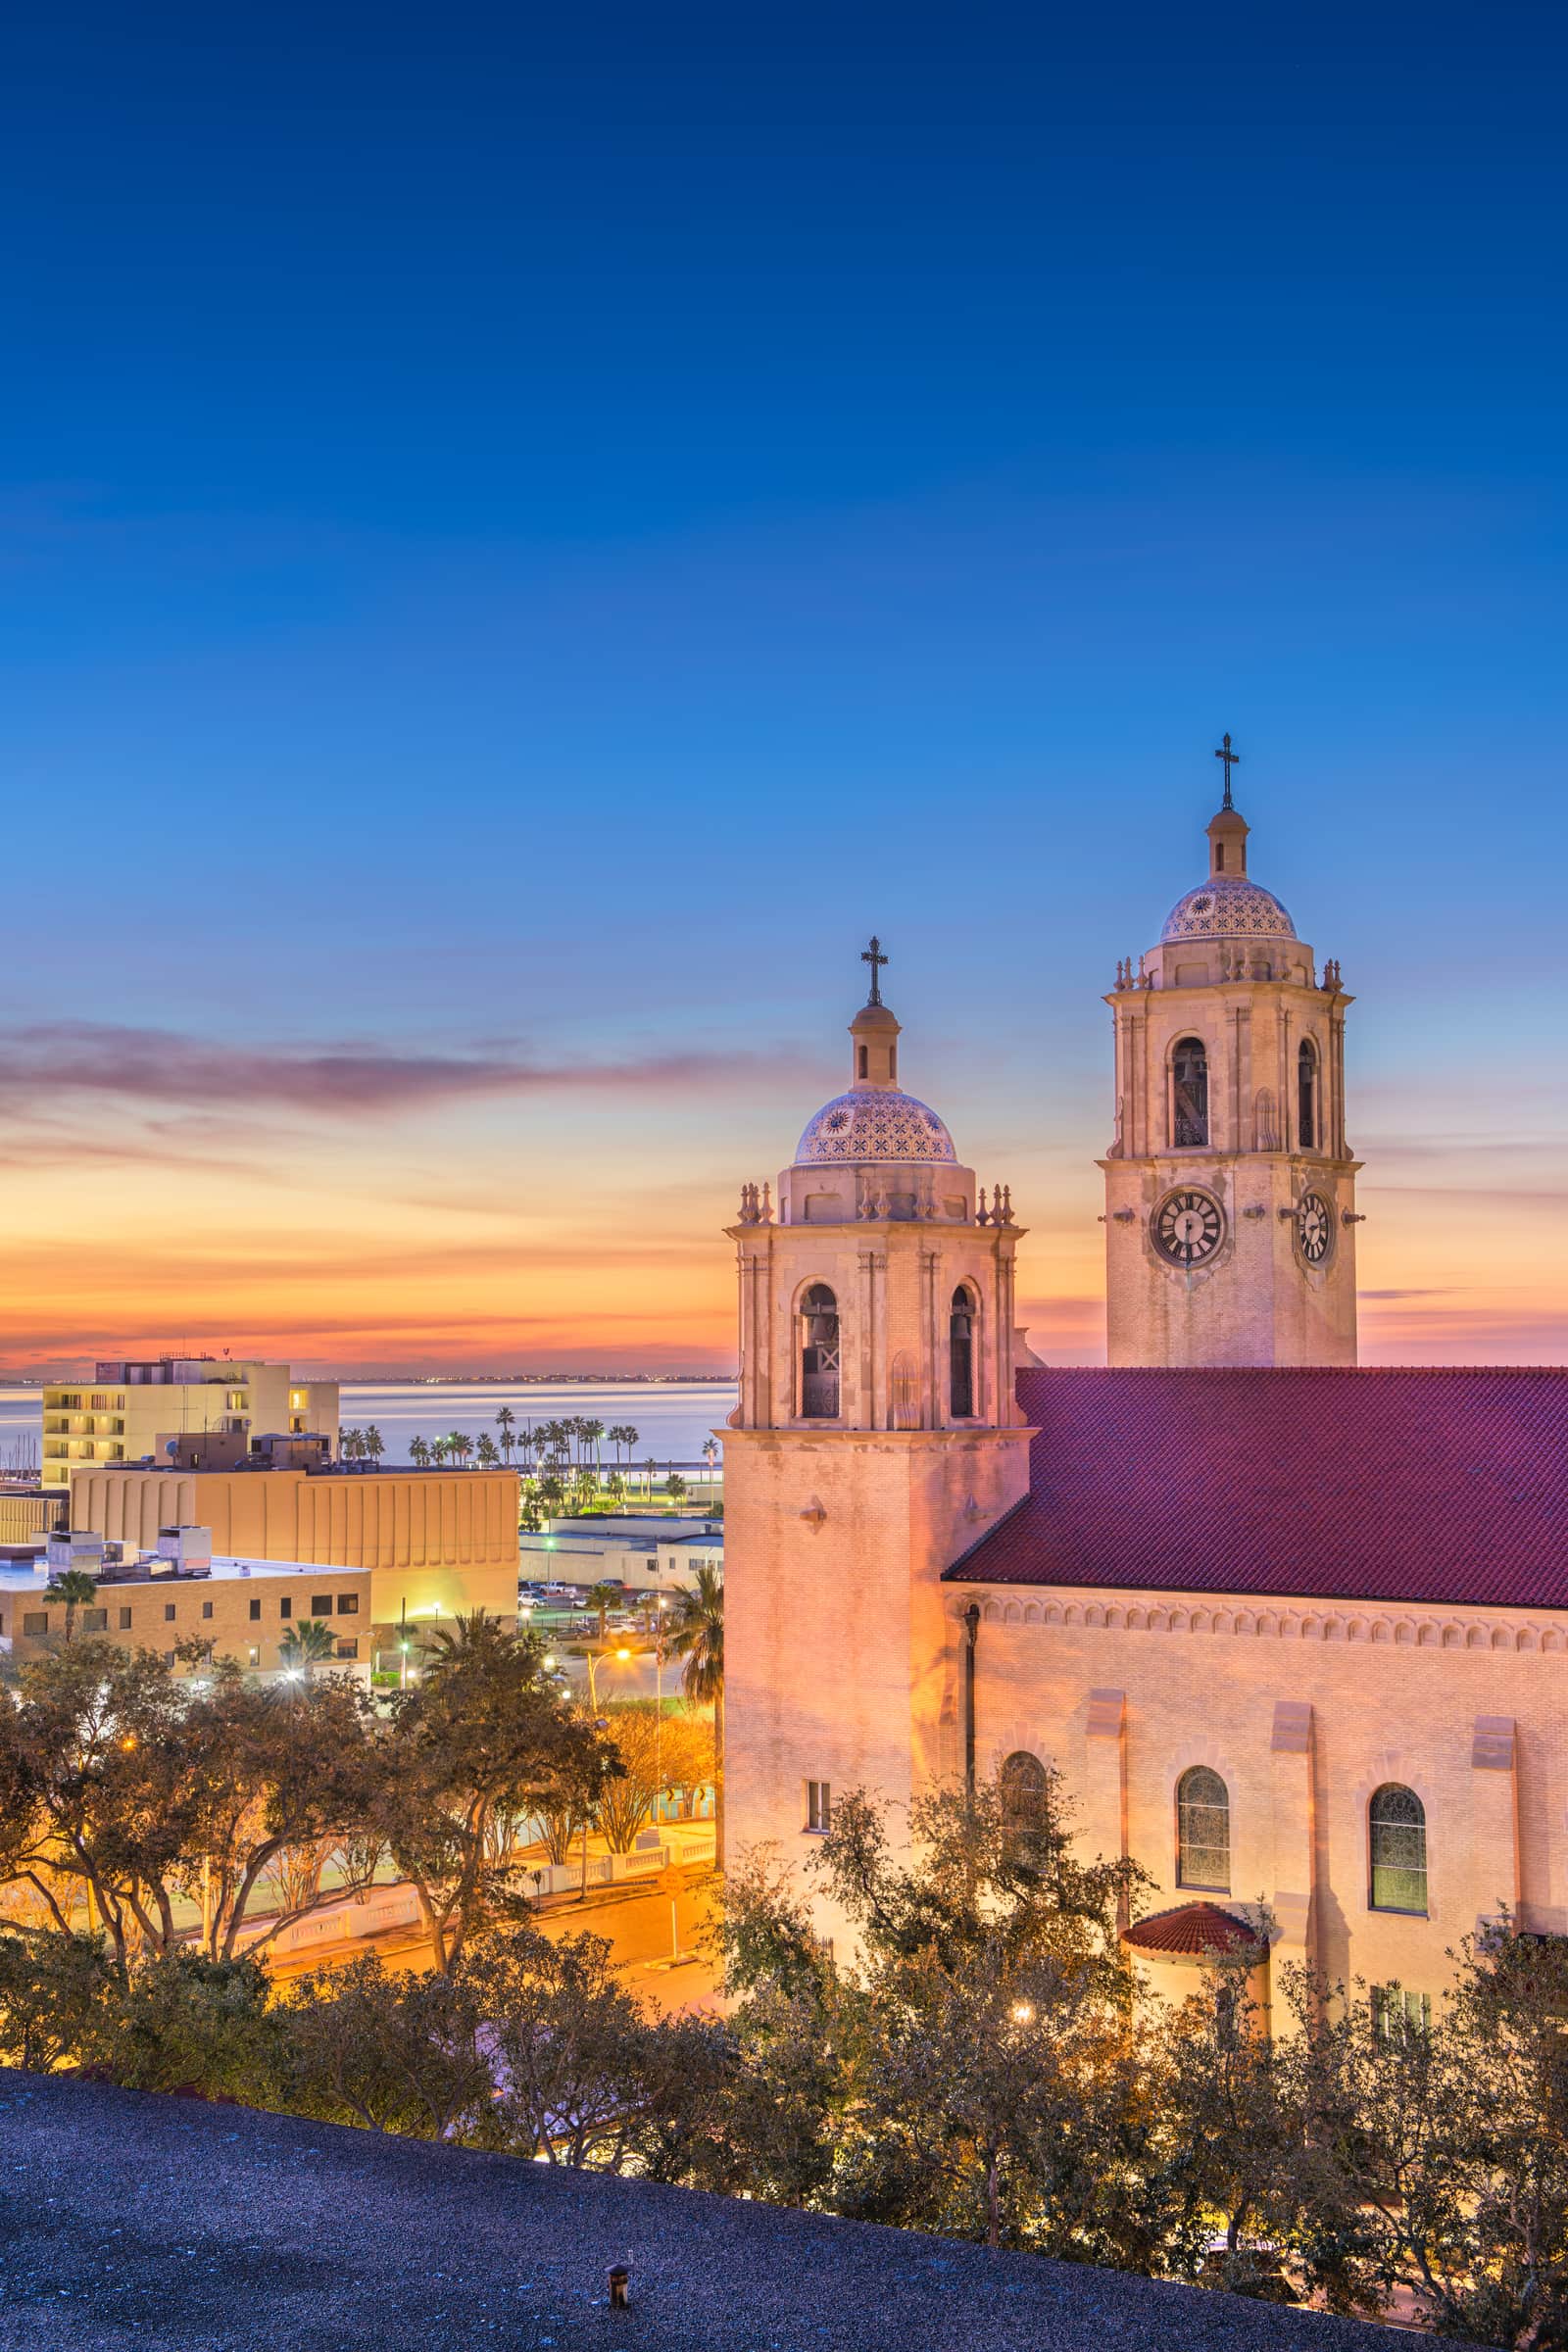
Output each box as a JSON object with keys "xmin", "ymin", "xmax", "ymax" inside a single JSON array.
[
  {"xmin": 1213, "ymin": 732, "xmax": 1241, "ymax": 809},
  {"xmin": 860, "ymin": 935, "xmax": 889, "ymax": 1004}
]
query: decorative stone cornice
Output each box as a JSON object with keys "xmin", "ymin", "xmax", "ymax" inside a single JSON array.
[{"xmin": 968, "ymin": 1592, "xmax": 1567, "ymax": 1654}]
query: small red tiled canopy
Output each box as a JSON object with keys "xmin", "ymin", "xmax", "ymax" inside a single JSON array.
[{"xmin": 1123, "ymin": 1901, "xmax": 1262, "ymax": 1957}]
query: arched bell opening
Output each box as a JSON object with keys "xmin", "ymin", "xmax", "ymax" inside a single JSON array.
[
  {"xmin": 949, "ymin": 1284, "xmax": 977, "ymax": 1420},
  {"xmin": 1298, "ymin": 1039, "xmax": 1320, "ymax": 1152},
  {"xmin": 798, "ymin": 1283, "xmax": 841, "ymax": 1419},
  {"xmin": 1170, "ymin": 1036, "xmax": 1210, "ymax": 1149}
]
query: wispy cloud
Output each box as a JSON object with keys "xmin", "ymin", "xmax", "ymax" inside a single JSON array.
[{"xmin": 0, "ymin": 1022, "xmax": 810, "ymax": 1116}]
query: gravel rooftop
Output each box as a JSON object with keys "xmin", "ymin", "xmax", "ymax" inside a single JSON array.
[{"xmin": 0, "ymin": 2071, "xmax": 1438, "ymax": 2351}]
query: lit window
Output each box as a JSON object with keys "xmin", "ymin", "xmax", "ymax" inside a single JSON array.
[
  {"xmin": 1370, "ymin": 1785, "xmax": 1427, "ymax": 1914},
  {"xmin": 336, "ymin": 1593, "xmax": 359, "ymax": 1614},
  {"xmin": 805, "ymin": 1780, "xmax": 832, "ymax": 1835},
  {"xmin": 1177, "ymin": 1767, "xmax": 1231, "ymax": 1890}
]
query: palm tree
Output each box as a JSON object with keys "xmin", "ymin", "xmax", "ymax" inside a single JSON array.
[
  {"xmin": 585, "ymin": 1581, "xmax": 621, "ymax": 1644},
  {"xmin": 643, "ymin": 1456, "xmax": 658, "ymax": 1502},
  {"xmin": 43, "ymin": 1566, "xmax": 98, "ymax": 1642},
  {"xmin": 277, "ymin": 1619, "xmax": 336, "ymax": 1678},
  {"xmin": 495, "ymin": 1405, "xmax": 516, "ymax": 1465},
  {"xmin": 430, "ymin": 1437, "xmax": 450, "ymax": 1467},
  {"xmin": 475, "ymin": 1431, "xmax": 500, "ymax": 1468},
  {"xmin": 410, "ymin": 1435, "xmax": 431, "ymax": 1469},
  {"xmin": 448, "ymin": 1430, "xmax": 473, "ymax": 1468},
  {"xmin": 580, "ymin": 1420, "xmax": 605, "ymax": 1491},
  {"xmin": 364, "ymin": 1424, "xmax": 384, "ymax": 1470},
  {"xmin": 341, "ymin": 1427, "xmax": 364, "ymax": 1465},
  {"xmin": 666, "ymin": 1564, "xmax": 724, "ymax": 1868},
  {"xmin": 666, "ymin": 1472, "xmax": 689, "ymax": 1508}
]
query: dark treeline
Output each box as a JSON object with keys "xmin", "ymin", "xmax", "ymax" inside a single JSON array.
[{"xmin": 3, "ymin": 1700, "xmax": 1566, "ymax": 2346}]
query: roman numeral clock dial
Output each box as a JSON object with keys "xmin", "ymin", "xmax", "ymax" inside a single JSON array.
[
  {"xmin": 1152, "ymin": 1187, "xmax": 1224, "ymax": 1267},
  {"xmin": 1297, "ymin": 1191, "xmax": 1335, "ymax": 1266}
]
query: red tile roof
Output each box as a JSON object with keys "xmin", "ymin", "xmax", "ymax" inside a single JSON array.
[
  {"xmin": 1124, "ymin": 1902, "xmax": 1261, "ymax": 1957},
  {"xmin": 946, "ymin": 1368, "xmax": 1568, "ymax": 1610}
]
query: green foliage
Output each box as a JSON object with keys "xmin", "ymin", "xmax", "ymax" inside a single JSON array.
[
  {"xmin": 375, "ymin": 1611, "xmax": 617, "ymax": 1969},
  {"xmin": 112, "ymin": 1950, "xmax": 283, "ymax": 2100},
  {"xmin": 41, "ymin": 1568, "xmax": 99, "ymax": 1642},
  {"xmin": 277, "ymin": 1619, "xmax": 336, "ymax": 1674},
  {"xmin": 284, "ymin": 1952, "xmax": 491, "ymax": 2136},
  {"xmin": 0, "ymin": 1931, "xmax": 116, "ymax": 2073},
  {"xmin": 594, "ymin": 1703, "xmax": 713, "ymax": 1853}
]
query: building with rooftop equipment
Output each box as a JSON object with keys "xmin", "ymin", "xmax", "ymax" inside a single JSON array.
[
  {"xmin": 67, "ymin": 1461, "xmax": 520, "ymax": 1642},
  {"xmin": 40, "ymin": 1356, "xmax": 339, "ymax": 1496},
  {"xmin": 724, "ymin": 746, "xmax": 1567, "ymax": 2016},
  {"xmin": 518, "ymin": 1513, "xmax": 723, "ymax": 1594},
  {"xmin": 0, "ymin": 1527, "xmax": 374, "ymax": 1674}
]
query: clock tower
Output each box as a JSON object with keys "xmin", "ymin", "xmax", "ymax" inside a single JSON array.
[{"xmin": 1102, "ymin": 742, "xmax": 1360, "ymax": 1367}]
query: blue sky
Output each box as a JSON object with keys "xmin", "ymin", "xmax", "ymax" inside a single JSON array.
[{"xmin": 0, "ymin": 3, "xmax": 1563, "ymax": 1369}]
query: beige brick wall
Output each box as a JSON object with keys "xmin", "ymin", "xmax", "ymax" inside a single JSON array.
[
  {"xmin": 956, "ymin": 1584, "xmax": 1568, "ymax": 2004},
  {"xmin": 1, "ymin": 1564, "xmax": 373, "ymax": 1671}
]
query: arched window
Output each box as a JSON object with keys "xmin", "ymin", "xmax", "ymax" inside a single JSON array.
[
  {"xmin": 1000, "ymin": 1749, "xmax": 1048, "ymax": 1828},
  {"xmin": 949, "ymin": 1285, "xmax": 976, "ymax": 1419},
  {"xmin": 1369, "ymin": 1785, "xmax": 1427, "ymax": 1913},
  {"xmin": 1177, "ymin": 1766, "xmax": 1230, "ymax": 1889},
  {"xmin": 798, "ymin": 1284, "xmax": 840, "ymax": 1419},
  {"xmin": 1298, "ymin": 1040, "xmax": 1319, "ymax": 1152},
  {"xmin": 1172, "ymin": 1037, "xmax": 1209, "ymax": 1148}
]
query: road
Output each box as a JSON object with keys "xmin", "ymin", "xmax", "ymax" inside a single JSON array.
[{"xmin": 267, "ymin": 1864, "xmax": 722, "ymax": 2017}]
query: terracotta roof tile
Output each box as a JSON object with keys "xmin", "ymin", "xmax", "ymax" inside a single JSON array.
[
  {"xmin": 1124, "ymin": 1902, "xmax": 1261, "ymax": 1956},
  {"xmin": 945, "ymin": 1367, "xmax": 1568, "ymax": 1611}
]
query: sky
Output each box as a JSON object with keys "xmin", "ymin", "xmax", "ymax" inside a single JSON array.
[{"xmin": 0, "ymin": 2, "xmax": 1564, "ymax": 1375}]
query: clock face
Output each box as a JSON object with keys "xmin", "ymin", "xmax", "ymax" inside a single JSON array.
[
  {"xmin": 1297, "ymin": 1192, "xmax": 1334, "ymax": 1266},
  {"xmin": 1152, "ymin": 1187, "xmax": 1225, "ymax": 1267}
]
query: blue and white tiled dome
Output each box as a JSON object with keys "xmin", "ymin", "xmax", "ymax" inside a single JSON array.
[
  {"xmin": 795, "ymin": 1089, "xmax": 957, "ymax": 1165},
  {"xmin": 1162, "ymin": 874, "xmax": 1296, "ymax": 942}
]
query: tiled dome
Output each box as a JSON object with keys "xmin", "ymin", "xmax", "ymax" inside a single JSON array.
[
  {"xmin": 1162, "ymin": 874, "xmax": 1296, "ymax": 942},
  {"xmin": 795, "ymin": 1089, "xmax": 957, "ymax": 1166}
]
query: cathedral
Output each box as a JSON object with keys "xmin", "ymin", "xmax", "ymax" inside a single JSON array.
[{"xmin": 724, "ymin": 751, "xmax": 1566, "ymax": 2018}]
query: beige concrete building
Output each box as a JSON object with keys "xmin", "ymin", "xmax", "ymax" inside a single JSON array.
[
  {"xmin": 0, "ymin": 1489, "xmax": 65, "ymax": 1544},
  {"xmin": 724, "ymin": 776, "xmax": 1566, "ymax": 2019},
  {"xmin": 41, "ymin": 1356, "xmax": 339, "ymax": 1496},
  {"xmin": 0, "ymin": 1533, "xmax": 373, "ymax": 1673},
  {"xmin": 69, "ymin": 1463, "xmax": 520, "ymax": 1635}
]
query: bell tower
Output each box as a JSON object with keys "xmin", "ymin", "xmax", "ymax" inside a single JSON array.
[
  {"xmin": 1102, "ymin": 741, "xmax": 1360, "ymax": 1368},
  {"xmin": 723, "ymin": 944, "xmax": 1035, "ymax": 1905}
]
